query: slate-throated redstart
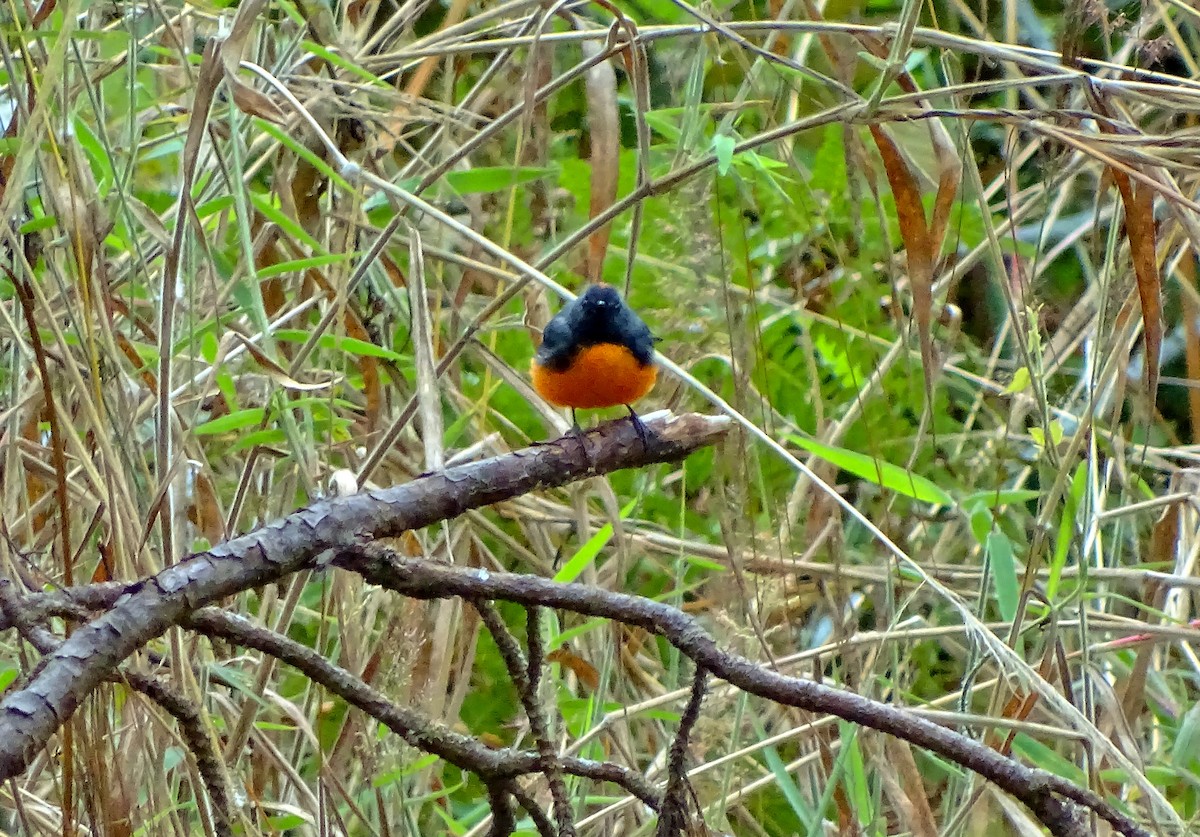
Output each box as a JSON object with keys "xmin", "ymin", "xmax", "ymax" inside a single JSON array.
[{"xmin": 531, "ymin": 283, "xmax": 658, "ymax": 441}]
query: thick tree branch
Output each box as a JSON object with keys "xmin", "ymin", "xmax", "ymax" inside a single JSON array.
[{"xmin": 0, "ymin": 412, "xmax": 728, "ymax": 781}]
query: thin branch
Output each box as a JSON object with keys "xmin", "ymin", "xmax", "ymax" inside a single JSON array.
[
  {"xmin": 474, "ymin": 601, "xmax": 575, "ymax": 835},
  {"xmin": 486, "ymin": 783, "xmax": 517, "ymax": 837},
  {"xmin": 508, "ymin": 781, "xmax": 557, "ymax": 837},
  {"xmin": 128, "ymin": 675, "xmax": 235, "ymax": 837},
  {"xmin": 526, "ymin": 606, "xmax": 544, "ymax": 695},
  {"xmin": 655, "ymin": 665, "xmax": 706, "ymax": 837},
  {"xmin": 182, "ymin": 607, "xmax": 663, "ymax": 807},
  {"xmin": 335, "ymin": 549, "xmax": 1144, "ymax": 837}
]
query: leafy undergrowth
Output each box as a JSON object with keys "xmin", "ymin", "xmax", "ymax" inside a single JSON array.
[{"xmin": 2, "ymin": 0, "xmax": 1199, "ymax": 832}]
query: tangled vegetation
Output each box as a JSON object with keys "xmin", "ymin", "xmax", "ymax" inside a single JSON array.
[{"xmin": 2, "ymin": 0, "xmax": 1199, "ymax": 833}]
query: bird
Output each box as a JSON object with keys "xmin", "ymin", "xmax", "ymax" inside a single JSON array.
[{"xmin": 530, "ymin": 283, "xmax": 658, "ymax": 445}]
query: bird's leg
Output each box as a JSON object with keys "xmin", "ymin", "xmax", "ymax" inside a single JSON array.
[
  {"xmin": 626, "ymin": 405, "xmax": 649, "ymax": 450},
  {"xmin": 570, "ymin": 408, "xmax": 594, "ymax": 469}
]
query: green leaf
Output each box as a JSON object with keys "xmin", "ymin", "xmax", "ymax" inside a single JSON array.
[
  {"xmin": 258, "ymin": 120, "xmax": 353, "ymax": 193},
  {"xmin": 547, "ymin": 616, "xmax": 608, "ymax": 648},
  {"xmin": 554, "ymin": 524, "xmax": 615, "ymax": 585},
  {"xmin": 1005, "ymin": 366, "xmax": 1031, "ymax": 394},
  {"xmin": 968, "ymin": 505, "xmax": 993, "ymax": 544},
  {"xmin": 372, "ymin": 754, "xmax": 440, "ymax": 786},
  {"xmin": 195, "ymin": 194, "xmax": 236, "ymax": 219},
  {"xmin": 162, "ymin": 746, "xmax": 185, "ymax": 772},
  {"xmin": 200, "ymin": 331, "xmax": 219, "ymax": 365},
  {"xmin": 554, "ymin": 498, "xmax": 637, "ymax": 583},
  {"xmin": 787, "ymin": 435, "xmax": 953, "ymax": 505},
  {"xmin": 232, "ymin": 428, "xmax": 288, "ymax": 450},
  {"xmin": 811, "ymin": 328, "xmax": 864, "ymax": 390},
  {"xmin": 140, "ymin": 137, "xmax": 186, "ymax": 162},
  {"xmin": 1011, "ymin": 734, "xmax": 1085, "ymax": 783},
  {"xmin": 228, "ymin": 278, "xmax": 268, "ymax": 333},
  {"xmin": 302, "ymin": 40, "xmax": 391, "ymax": 87},
  {"xmin": 856, "ymin": 50, "xmax": 891, "ymax": 71},
  {"xmin": 986, "ymin": 531, "xmax": 1019, "ymax": 621},
  {"xmin": 265, "ymin": 814, "xmax": 309, "ymax": 830},
  {"xmin": 273, "ymin": 329, "xmax": 312, "ymax": 344},
  {"xmin": 19, "ymin": 215, "xmax": 57, "ymax": 234},
  {"xmin": 194, "ymin": 408, "xmax": 266, "ymax": 436},
  {"xmin": 1172, "ymin": 702, "xmax": 1200, "ymax": 769},
  {"xmin": 684, "ymin": 554, "xmax": 726, "ymax": 573},
  {"xmin": 1048, "ymin": 462, "xmax": 1087, "ymax": 600},
  {"xmin": 333, "ymin": 336, "xmax": 407, "ymax": 362},
  {"xmin": 1048, "ymin": 419, "xmax": 1064, "ymax": 445},
  {"xmin": 444, "ymin": 166, "xmax": 554, "ymax": 195},
  {"xmin": 762, "ymin": 743, "xmax": 811, "ymax": 822},
  {"xmin": 711, "ymin": 133, "xmax": 736, "ymax": 176},
  {"xmin": 810, "ymin": 123, "xmax": 848, "ymax": 196},
  {"xmin": 1030, "ymin": 419, "xmax": 1064, "ymax": 450},
  {"xmin": 248, "ymin": 192, "xmax": 322, "ymax": 250},
  {"xmin": 73, "ymin": 115, "xmax": 113, "ymax": 188},
  {"xmin": 272, "ymin": 330, "xmax": 408, "ymax": 362},
  {"xmin": 840, "ymin": 722, "xmax": 872, "ymax": 825},
  {"xmin": 257, "ymin": 251, "xmax": 359, "ymax": 281},
  {"xmin": 642, "ymin": 110, "xmax": 682, "ymax": 141},
  {"xmin": 961, "ymin": 489, "xmax": 1042, "ymax": 510}
]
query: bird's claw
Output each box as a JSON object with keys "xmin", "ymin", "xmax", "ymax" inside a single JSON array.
[{"xmin": 627, "ymin": 405, "xmax": 649, "ymax": 451}]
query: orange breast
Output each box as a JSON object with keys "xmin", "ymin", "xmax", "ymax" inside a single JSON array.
[{"xmin": 531, "ymin": 343, "xmax": 657, "ymax": 409}]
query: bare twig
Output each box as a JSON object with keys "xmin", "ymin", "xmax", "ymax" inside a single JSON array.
[
  {"xmin": 486, "ymin": 783, "xmax": 517, "ymax": 837},
  {"xmin": 181, "ymin": 607, "xmax": 662, "ymax": 805},
  {"xmin": 474, "ymin": 601, "xmax": 576, "ymax": 835},
  {"xmin": 655, "ymin": 664, "xmax": 707, "ymax": 837},
  {"xmin": 508, "ymin": 780, "xmax": 557, "ymax": 837}
]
